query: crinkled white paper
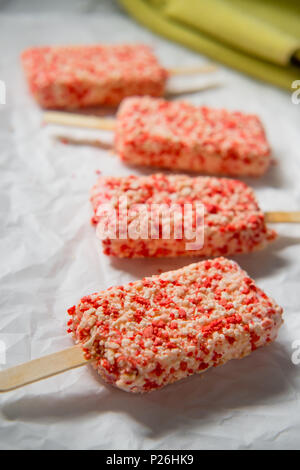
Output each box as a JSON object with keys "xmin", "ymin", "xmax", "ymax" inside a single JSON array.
[{"xmin": 0, "ymin": 0, "xmax": 300, "ymax": 450}]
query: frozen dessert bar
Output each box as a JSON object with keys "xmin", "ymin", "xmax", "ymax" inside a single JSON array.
[
  {"xmin": 67, "ymin": 257, "xmax": 283, "ymax": 393},
  {"xmin": 21, "ymin": 45, "xmax": 168, "ymax": 109},
  {"xmin": 90, "ymin": 173, "xmax": 276, "ymax": 258},
  {"xmin": 115, "ymin": 96, "xmax": 271, "ymax": 176}
]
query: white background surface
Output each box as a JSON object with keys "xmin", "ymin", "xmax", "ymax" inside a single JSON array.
[{"xmin": 0, "ymin": 0, "xmax": 300, "ymax": 450}]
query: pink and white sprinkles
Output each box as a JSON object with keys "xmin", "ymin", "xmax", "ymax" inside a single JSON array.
[
  {"xmin": 90, "ymin": 173, "xmax": 276, "ymax": 258},
  {"xmin": 115, "ymin": 96, "xmax": 271, "ymax": 176},
  {"xmin": 21, "ymin": 45, "xmax": 168, "ymax": 109},
  {"xmin": 67, "ymin": 257, "xmax": 283, "ymax": 393}
]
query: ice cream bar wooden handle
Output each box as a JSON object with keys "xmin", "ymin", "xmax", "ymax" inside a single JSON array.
[
  {"xmin": 166, "ymin": 81, "xmax": 220, "ymax": 97},
  {"xmin": 265, "ymin": 211, "xmax": 300, "ymax": 223},
  {"xmin": 44, "ymin": 112, "xmax": 116, "ymax": 130},
  {"xmin": 168, "ymin": 64, "xmax": 218, "ymax": 75},
  {"xmin": 0, "ymin": 345, "xmax": 90, "ymax": 392}
]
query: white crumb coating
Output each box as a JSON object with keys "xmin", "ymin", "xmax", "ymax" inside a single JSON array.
[
  {"xmin": 21, "ymin": 45, "xmax": 168, "ymax": 109},
  {"xmin": 67, "ymin": 257, "xmax": 283, "ymax": 393},
  {"xmin": 115, "ymin": 96, "xmax": 271, "ymax": 176},
  {"xmin": 90, "ymin": 173, "xmax": 276, "ymax": 258}
]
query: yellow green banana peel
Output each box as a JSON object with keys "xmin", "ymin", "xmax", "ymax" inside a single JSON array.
[{"xmin": 119, "ymin": 0, "xmax": 300, "ymax": 91}]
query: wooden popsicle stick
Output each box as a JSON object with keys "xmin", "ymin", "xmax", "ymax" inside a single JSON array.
[
  {"xmin": 0, "ymin": 345, "xmax": 90, "ymax": 392},
  {"xmin": 168, "ymin": 64, "xmax": 218, "ymax": 75},
  {"xmin": 44, "ymin": 112, "xmax": 116, "ymax": 131},
  {"xmin": 264, "ymin": 211, "xmax": 300, "ymax": 223},
  {"xmin": 166, "ymin": 81, "xmax": 221, "ymax": 97},
  {"xmin": 56, "ymin": 135, "xmax": 113, "ymax": 150}
]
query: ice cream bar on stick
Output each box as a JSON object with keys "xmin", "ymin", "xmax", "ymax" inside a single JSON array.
[
  {"xmin": 44, "ymin": 96, "xmax": 271, "ymax": 176},
  {"xmin": 90, "ymin": 173, "xmax": 300, "ymax": 259},
  {"xmin": 21, "ymin": 44, "xmax": 218, "ymax": 109},
  {"xmin": 0, "ymin": 258, "xmax": 283, "ymax": 393}
]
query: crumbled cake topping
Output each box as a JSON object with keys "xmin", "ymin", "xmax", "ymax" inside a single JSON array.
[
  {"xmin": 90, "ymin": 173, "xmax": 276, "ymax": 258},
  {"xmin": 115, "ymin": 97, "xmax": 270, "ymax": 176},
  {"xmin": 68, "ymin": 257, "xmax": 283, "ymax": 393},
  {"xmin": 21, "ymin": 46, "xmax": 168, "ymax": 108}
]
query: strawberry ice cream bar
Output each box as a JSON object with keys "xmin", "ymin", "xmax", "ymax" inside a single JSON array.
[
  {"xmin": 115, "ymin": 97, "xmax": 271, "ymax": 176},
  {"xmin": 21, "ymin": 45, "xmax": 168, "ymax": 109},
  {"xmin": 67, "ymin": 257, "xmax": 283, "ymax": 393},
  {"xmin": 90, "ymin": 173, "xmax": 276, "ymax": 258}
]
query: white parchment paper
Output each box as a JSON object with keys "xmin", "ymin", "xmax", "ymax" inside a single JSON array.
[{"xmin": 0, "ymin": 0, "xmax": 300, "ymax": 450}]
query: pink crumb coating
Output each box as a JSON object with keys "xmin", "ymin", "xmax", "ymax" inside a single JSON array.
[
  {"xmin": 21, "ymin": 45, "xmax": 168, "ymax": 109},
  {"xmin": 67, "ymin": 257, "xmax": 283, "ymax": 393},
  {"xmin": 90, "ymin": 173, "xmax": 277, "ymax": 258},
  {"xmin": 115, "ymin": 96, "xmax": 271, "ymax": 176}
]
